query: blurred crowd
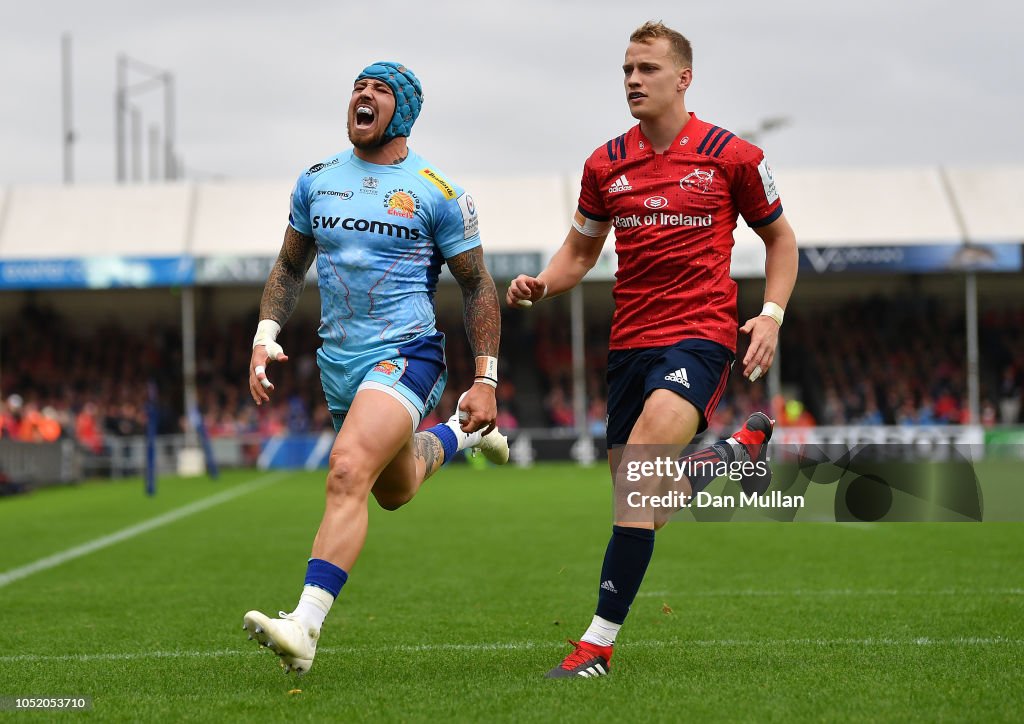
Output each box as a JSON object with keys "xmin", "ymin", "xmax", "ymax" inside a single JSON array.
[
  {"xmin": 2, "ymin": 296, "xmax": 1023, "ymax": 452},
  {"xmin": 775, "ymin": 298, "xmax": 1024, "ymax": 429},
  {"xmin": 0, "ymin": 304, "xmax": 172, "ymax": 451},
  {"xmin": 508, "ymin": 296, "xmax": 1024, "ymax": 437}
]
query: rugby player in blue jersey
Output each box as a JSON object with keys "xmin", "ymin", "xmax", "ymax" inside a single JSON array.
[{"xmin": 242, "ymin": 61, "xmax": 508, "ymax": 675}]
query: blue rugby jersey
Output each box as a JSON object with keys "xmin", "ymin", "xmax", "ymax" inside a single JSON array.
[{"xmin": 289, "ymin": 150, "xmax": 480, "ymax": 363}]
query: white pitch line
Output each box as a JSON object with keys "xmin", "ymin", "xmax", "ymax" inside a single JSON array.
[
  {"xmin": 0, "ymin": 473, "xmax": 287, "ymax": 590},
  {"xmin": 637, "ymin": 588, "xmax": 1024, "ymax": 598},
  {"xmin": 0, "ymin": 637, "xmax": 1020, "ymax": 664}
]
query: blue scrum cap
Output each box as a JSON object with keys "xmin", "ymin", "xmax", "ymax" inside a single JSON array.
[{"xmin": 355, "ymin": 61, "xmax": 423, "ymax": 142}]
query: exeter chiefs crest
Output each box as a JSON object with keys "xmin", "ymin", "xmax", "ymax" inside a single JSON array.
[
  {"xmin": 384, "ymin": 189, "xmax": 420, "ymax": 219},
  {"xmin": 680, "ymin": 169, "xmax": 715, "ymax": 193}
]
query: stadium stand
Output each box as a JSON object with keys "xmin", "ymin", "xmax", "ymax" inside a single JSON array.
[{"xmin": 0, "ymin": 166, "xmax": 1022, "ymax": 479}]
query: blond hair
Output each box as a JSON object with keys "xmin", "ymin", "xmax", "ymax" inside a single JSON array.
[{"xmin": 630, "ymin": 21, "xmax": 692, "ymax": 69}]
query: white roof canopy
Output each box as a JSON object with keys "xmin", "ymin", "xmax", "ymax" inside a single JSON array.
[{"xmin": 0, "ymin": 166, "xmax": 1019, "ymax": 283}]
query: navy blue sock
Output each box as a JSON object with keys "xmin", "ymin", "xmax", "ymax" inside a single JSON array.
[
  {"xmin": 594, "ymin": 526, "xmax": 656, "ymax": 625},
  {"xmin": 304, "ymin": 558, "xmax": 348, "ymax": 597},
  {"xmin": 425, "ymin": 423, "xmax": 458, "ymax": 465}
]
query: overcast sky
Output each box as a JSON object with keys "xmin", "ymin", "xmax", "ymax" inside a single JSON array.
[{"xmin": 1, "ymin": 0, "xmax": 1018, "ymax": 185}]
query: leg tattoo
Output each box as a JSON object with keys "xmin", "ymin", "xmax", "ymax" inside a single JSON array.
[{"xmin": 413, "ymin": 431, "xmax": 446, "ymax": 480}]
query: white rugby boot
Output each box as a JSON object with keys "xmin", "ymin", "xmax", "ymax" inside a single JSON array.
[
  {"xmin": 474, "ymin": 426, "xmax": 510, "ymax": 465},
  {"xmin": 243, "ymin": 610, "xmax": 318, "ymax": 675},
  {"xmin": 448, "ymin": 394, "xmax": 509, "ymax": 465}
]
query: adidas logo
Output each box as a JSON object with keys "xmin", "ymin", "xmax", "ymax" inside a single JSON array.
[
  {"xmin": 608, "ymin": 174, "xmax": 632, "ymax": 193},
  {"xmin": 664, "ymin": 368, "xmax": 690, "ymax": 388},
  {"xmin": 600, "ymin": 580, "xmax": 618, "ymax": 593}
]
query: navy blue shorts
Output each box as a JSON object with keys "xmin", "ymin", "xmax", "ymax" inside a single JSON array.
[
  {"xmin": 606, "ymin": 338, "xmax": 734, "ymax": 445},
  {"xmin": 323, "ymin": 332, "xmax": 448, "ymax": 433}
]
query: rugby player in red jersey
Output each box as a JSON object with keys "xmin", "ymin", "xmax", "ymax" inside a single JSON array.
[{"xmin": 507, "ymin": 21, "xmax": 798, "ymax": 678}]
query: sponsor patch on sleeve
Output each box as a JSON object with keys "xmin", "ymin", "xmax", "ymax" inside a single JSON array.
[
  {"xmin": 456, "ymin": 193, "xmax": 479, "ymax": 239},
  {"xmin": 419, "ymin": 168, "xmax": 457, "ymax": 199},
  {"xmin": 758, "ymin": 158, "xmax": 779, "ymax": 204}
]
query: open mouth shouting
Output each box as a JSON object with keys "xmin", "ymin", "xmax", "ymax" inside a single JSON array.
[
  {"xmin": 347, "ymin": 77, "xmax": 398, "ymax": 150},
  {"xmin": 348, "ymin": 93, "xmax": 389, "ymax": 148},
  {"xmin": 355, "ymin": 104, "xmax": 376, "ymax": 129}
]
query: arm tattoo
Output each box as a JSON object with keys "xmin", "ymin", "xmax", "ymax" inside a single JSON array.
[
  {"xmin": 414, "ymin": 430, "xmax": 445, "ymax": 479},
  {"xmin": 260, "ymin": 226, "xmax": 317, "ymax": 325},
  {"xmin": 446, "ymin": 247, "xmax": 501, "ymax": 358}
]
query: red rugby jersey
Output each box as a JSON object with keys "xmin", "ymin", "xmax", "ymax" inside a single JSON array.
[{"xmin": 578, "ymin": 113, "xmax": 782, "ymax": 352}]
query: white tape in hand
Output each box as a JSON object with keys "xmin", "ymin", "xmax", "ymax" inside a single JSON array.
[
  {"xmin": 748, "ymin": 364, "xmax": 763, "ymax": 382},
  {"xmin": 254, "ymin": 364, "xmax": 272, "ymax": 389},
  {"xmin": 253, "ymin": 319, "xmax": 286, "ymax": 360}
]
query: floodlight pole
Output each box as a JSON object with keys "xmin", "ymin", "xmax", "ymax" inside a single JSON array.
[
  {"xmin": 130, "ymin": 106, "xmax": 143, "ymax": 183},
  {"xmin": 937, "ymin": 166, "xmax": 981, "ymax": 425},
  {"xmin": 570, "ymin": 284, "xmax": 593, "ymax": 462},
  {"xmin": 61, "ymin": 34, "xmax": 75, "ymax": 184},
  {"xmin": 965, "ymin": 273, "xmax": 980, "ymax": 424},
  {"xmin": 149, "ymin": 124, "xmax": 160, "ymax": 181},
  {"xmin": 181, "ymin": 287, "xmax": 199, "ymax": 448},
  {"xmin": 115, "ymin": 55, "xmax": 176, "ymax": 183},
  {"xmin": 164, "ymin": 73, "xmax": 175, "ymax": 180},
  {"xmin": 115, "ymin": 55, "xmax": 126, "ymax": 182}
]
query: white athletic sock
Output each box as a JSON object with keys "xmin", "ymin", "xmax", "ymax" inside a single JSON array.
[
  {"xmin": 580, "ymin": 615, "xmax": 621, "ymax": 647},
  {"xmin": 444, "ymin": 419, "xmax": 483, "ymax": 451},
  {"xmin": 290, "ymin": 585, "xmax": 335, "ymax": 632}
]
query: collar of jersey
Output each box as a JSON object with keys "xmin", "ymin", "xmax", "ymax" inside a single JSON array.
[
  {"xmin": 637, "ymin": 112, "xmax": 701, "ymax": 154},
  {"xmin": 347, "ymin": 149, "xmax": 416, "ymax": 172}
]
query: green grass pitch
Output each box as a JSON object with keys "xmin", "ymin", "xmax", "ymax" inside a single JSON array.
[{"xmin": 1, "ymin": 462, "xmax": 1022, "ymax": 721}]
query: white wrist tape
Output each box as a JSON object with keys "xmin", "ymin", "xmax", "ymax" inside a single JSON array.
[
  {"xmin": 475, "ymin": 356, "xmax": 498, "ymax": 387},
  {"xmin": 760, "ymin": 302, "xmax": 785, "ymax": 326},
  {"xmin": 253, "ymin": 319, "xmax": 285, "ymax": 359}
]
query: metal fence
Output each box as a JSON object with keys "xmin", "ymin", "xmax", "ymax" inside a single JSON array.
[{"xmin": 0, "ymin": 439, "xmax": 81, "ymax": 488}]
